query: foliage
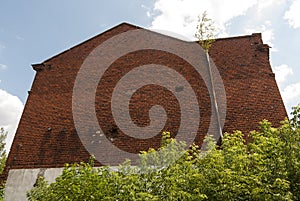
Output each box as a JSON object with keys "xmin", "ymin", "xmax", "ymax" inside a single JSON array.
[
  {"xmin": 27, "ymin": 106, "xmax": 300, "ymax": 201},
  {"xmin": 0, "ymin": 128, "xmax": 7, "ymax": 201},
  {"xmin": 0, "ymin": 128, "xmax": 6, "ymax": 174},
  {"xmin": 195, "ymin": 11, "xmax": 217, "ymax": 52}
]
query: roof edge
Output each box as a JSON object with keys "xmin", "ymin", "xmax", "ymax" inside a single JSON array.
[
  {"xmin": 32, "ymin": 63, "xmax": 44, "ymax": 71},
  {"xmin": 41, "ymin": 22, "xmax": 141, "ymax": 64},
  {"xmin": 215, "ymin": 33, "xmax": 261, "ymax": 41},
  {"xmin": 32, "ymin": 22, "xmax": 264, "ymax": 67}
]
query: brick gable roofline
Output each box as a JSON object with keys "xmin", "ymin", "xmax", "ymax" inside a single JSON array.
[
  {"xmin": 32, "ymin": 22, "xmax": 139, "ymax": 71},
  {"xmin": 31, "ymin": 22, "xmax": 268, "ymax": 72}
]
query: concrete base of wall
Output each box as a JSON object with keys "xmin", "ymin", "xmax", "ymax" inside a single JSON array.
[{"xmin": 5, "ymin": 168, "xmax": 64, "ymax": 201}]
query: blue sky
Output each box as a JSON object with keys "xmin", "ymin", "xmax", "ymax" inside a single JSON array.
[{"xmin": 0, "ymin": 0, "xmax": 299, "ymax": 150}]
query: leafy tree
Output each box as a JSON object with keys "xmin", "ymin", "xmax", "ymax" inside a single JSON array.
[
  {"xmin": 194, "ymin": 11, "xmax": 216, "ymax": 52},
  {"xmin": 0, "ymin": 128, "xmax": 7, "ymax": 201},
  {"xmin": 0, "ymin": 128, "xmax": 6, "ymax": 174},
  {"xmin": 27, "ymin": 105, "xmax": 300, "ymax": 200}
]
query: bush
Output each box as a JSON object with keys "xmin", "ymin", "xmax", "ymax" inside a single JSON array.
[{"xmin": 28, "ymin": 105, "xmax": 300, "ymax": 201}]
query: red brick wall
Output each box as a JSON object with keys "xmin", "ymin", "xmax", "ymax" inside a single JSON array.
[{"xmin": 4, "ymin": 23, "xmax": 286, "ymax": 175}]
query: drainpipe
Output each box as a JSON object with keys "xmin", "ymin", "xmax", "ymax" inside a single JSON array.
[{"xmin": 206, "ymin": 50, "xmax": 223, "ymax": 140}]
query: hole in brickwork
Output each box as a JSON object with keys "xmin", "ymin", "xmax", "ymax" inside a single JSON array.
[{"xmin": 175, "ymin": 86, "xmax": 184, "ymax": 92}]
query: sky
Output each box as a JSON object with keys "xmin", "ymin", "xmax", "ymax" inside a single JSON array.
[{"xmin": 0, "ymin": 0, "xmax": 299, "ymax": 151}]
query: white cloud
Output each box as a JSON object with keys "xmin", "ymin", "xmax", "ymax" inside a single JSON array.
[
  {"xmin": 284, "ymin": 0, "xmax": 300, "ymax": 29},
  {"xmin": 281, "ymin": 83, "xmax": 300, "ymax": 105},
  {"xmin": 0, "ymin": 89, "xmax": 24, "ymax": 152},
  {"xmin": 262, "ymin": 29, "xmax": 275, "ymax": 47},
  {"xmin": 272, "ymin": 64, "xmax": 300, "ymax": 112},
  {"xmin": 273, "ymin": 64, "xmax": 293, "ymax": 85},
  {"xmin": 16, "ymin": 35, "xmax": 24, "ymax": 40},
  {"xmin": 0, "ymin": 64, "xmax": 7, "ymax": 70},
  {"xmin": 147, "ymin": 11, "xmax": 151, "ymax": 18},
  {"xmin": 244, "ymin": 22, "xmax": 276, "ymax": 49},
  {"xmin": 141, "ymin": 4, "xmax": 153, "ymax": 18},
  {"xmin": 0, "ymin": 44, "xmax": 5, "ymax": 56},
  {"xmin": 148, "ymin": 0, "xmax": 288, "ymax": 41},
  {"xmin": 256, "ymin": 0, "xmax": 285, "ymax": 13},
  {"xmin": 149, "ymin": 0, "xmax": 257, "ymax": 39}
]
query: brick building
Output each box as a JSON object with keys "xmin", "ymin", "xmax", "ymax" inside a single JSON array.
[{"xmin": 3, "ymin": 23, "xmax": 286, "ymax": 200}]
